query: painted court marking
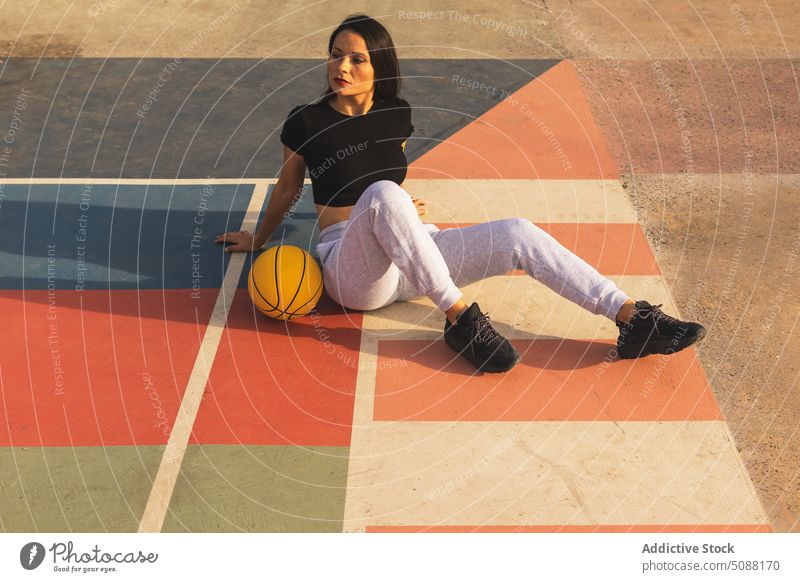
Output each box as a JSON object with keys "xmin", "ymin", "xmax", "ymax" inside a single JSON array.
[
  {"xmin": 2, "ymin": 176, "xmax": 768, "ymax": 532},
  {"xmin": 137, "ymin": 179, "xmax": 270, "ymax": 533},
  {"xmin": 405, "ymin": 179, "xmax": 636, "ymax": 223}
]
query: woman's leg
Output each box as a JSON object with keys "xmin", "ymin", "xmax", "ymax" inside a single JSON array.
[
  {"xmin": 322, "ymin": 180, "xmax": 519, "ymax": 372},
  {"xmin": 423, "ymin": 218, "xmax": 631, "ymax": 321},
  {"xmin": 425, "ymin": 218, "xmax": 707, "ymax": 359},
  {"xmin": 321, "ymin": 180, "xmax": 462, "ymax": 312}
]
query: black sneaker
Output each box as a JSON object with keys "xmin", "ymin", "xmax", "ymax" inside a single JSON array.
[
  {"xmin": 444, "ymin": 302, "xmax": 520, "ymax": 372},
  {"xmin": 616, "ymin": 300, "xmax": 706, "ymax": 359}
]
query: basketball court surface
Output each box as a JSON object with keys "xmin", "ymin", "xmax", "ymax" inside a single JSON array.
[{"xmin": 1, "ymin": 1, "xmax": 797, "ymax": 533}]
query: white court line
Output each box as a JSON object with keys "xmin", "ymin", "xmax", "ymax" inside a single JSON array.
[
  {"xmin": 342, "ymin": 325, "xmax": 381, "ymax": 533},
  {"xmin": 137, "ymin": 179, "xmax": 269, "ymax": 533}
]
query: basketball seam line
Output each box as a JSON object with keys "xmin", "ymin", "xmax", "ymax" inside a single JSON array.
[
  {"xmin": 250, "ymin": 262, "xmax": 280, "ymax": 313},
  {"xmin": 283, "ymin": 246, "xmax": 307, "ymax": 315}
]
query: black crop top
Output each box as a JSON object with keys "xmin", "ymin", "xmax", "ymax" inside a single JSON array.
[{"xmin": 279, "ymin": 96, "xmax": 415, "ymax": 207}]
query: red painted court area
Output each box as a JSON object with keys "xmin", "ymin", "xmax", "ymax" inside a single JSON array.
[
  {"xmin": 373, "ymin": 339, "xmax": 719, "ymax": 422},
  {"xmin": 410, "ymin": 61, "xmax": 619, "ymax": 180},
  {"xmin": 191, "ymin": 292, "xmax": 362, "ymax": 447},
  {"xmin": 0, "ymin": 290, "xmax": 216, "ymax": 447}
]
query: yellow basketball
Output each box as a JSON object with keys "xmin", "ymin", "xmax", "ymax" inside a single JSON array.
[{"xmin": 247, "ymin": 245, "xmax": 323, "ymax": 320}]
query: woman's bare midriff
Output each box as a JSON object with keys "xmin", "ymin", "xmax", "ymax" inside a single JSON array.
[{"xmin": 316, "ymin": 203, "xmax": 355, "ymax": 231}]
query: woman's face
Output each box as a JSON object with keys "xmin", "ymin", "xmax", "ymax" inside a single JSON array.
[{"xmin": 327, "ymin": 30, "xmax": 375, "ymax": 98}]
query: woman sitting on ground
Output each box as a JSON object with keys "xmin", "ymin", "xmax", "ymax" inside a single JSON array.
[{"xmin": 215, "ymin": 13, "xmax": 705, "ymax": 372}]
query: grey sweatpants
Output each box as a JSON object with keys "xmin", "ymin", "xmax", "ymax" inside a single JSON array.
[{"xmin": 315, "ymin": 180, "xmax": 630, "ymax": 320}]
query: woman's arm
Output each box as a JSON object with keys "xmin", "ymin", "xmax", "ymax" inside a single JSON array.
[
  {"xmin": 399, "ymin": 140, "xmax": 427, "ymax": 216},
  {"xmin": 214, "ymin": 145, "xmax": 307, "ymax": 252}
]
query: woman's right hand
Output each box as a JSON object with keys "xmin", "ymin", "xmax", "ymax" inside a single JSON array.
[{"xmin": 214, "ymin": 230, "xmax": 258, "ymax": 253}]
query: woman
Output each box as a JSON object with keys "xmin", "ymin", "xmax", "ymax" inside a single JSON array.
[{"xmin": 215, "ymin": 14, "xmax": 705, "ymax": 373}]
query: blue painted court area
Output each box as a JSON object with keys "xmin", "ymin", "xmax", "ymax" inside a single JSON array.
[{"xmin": 0, "ymin": 182, "xmax": 321, "ymax": 291}]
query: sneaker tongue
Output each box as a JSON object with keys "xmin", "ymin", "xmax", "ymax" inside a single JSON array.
[{"xmin": 456, "ymin": 303, "xmax": 482, "ymax": 325}]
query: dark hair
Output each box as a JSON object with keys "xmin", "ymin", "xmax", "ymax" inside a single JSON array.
[{"xmin": 319, "ymin": 14, "xmax": 402, "ymax": 102}]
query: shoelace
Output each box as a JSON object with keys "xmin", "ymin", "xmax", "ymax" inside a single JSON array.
[
  {"xmin": 469, "ymin": 311, "xmax": 500, "ymax": 343},
  {"xmin": 634, "ymin": 302, "xmax": 680, "ymax": 333}
]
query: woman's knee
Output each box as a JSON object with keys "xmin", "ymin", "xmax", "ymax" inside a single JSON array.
[
  {"xmin": 500, "ymin": 217, "xmax": 538, "ymax": 240},
  {"xmin": 361, "ymin": 180, "xmax": 409, "ymax": 205},
  {"xmin": 496, "ymin": 217, "xmax": 557, "ymax": 254}
]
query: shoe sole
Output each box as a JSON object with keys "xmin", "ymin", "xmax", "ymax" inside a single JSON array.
[
  {"xmin": 479, "ymin": 353, "xmax": 521, "ymax": 373},
  {"xmin": 618, "ymin": 326, "xmax": 706, "ymax": 359},
  {"xmin": 445, "ymin": 337, "xmax": 521, "ymax": 373}
]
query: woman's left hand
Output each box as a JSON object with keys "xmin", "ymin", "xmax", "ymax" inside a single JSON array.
[
  {"xmin": 411, "ymin": 197, "xmax": 427, "ymax": 216},
  {"xmin": 213, "ymin": 230, "xmax": 257, "ymax": 253}
]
